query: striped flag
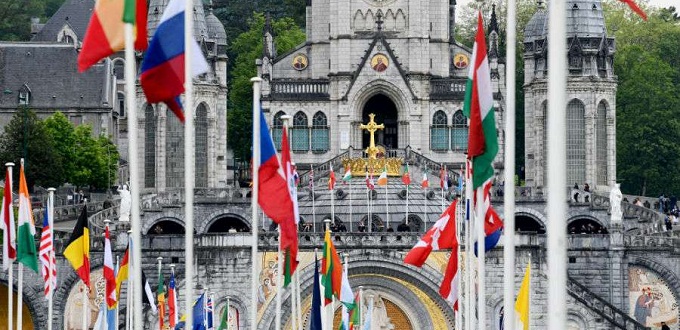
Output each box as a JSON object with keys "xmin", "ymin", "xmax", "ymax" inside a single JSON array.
[
  {"xmin": 439, "ymin": 248, "xmax": 460, "ymax": 310},
  {"xmin": 39, "ymin": 203, "xmax": 57, "ymax": 298},
  {"xmin": 342, "ymin": 166, "xmax": 352, "ymax": 183},
  {"xmin": 401, "ymin": 164, "xmax": 411, "ymax": 186},
  {"xmin": 404, "ymin": 200, "xmax": 458, "ymax": 267},
  {"xmin": 103, "ymin": 226, "xmax": 116, "ymax": 308},
  {"xmin": 17, "ymin": 160, "xmax": 38, "ymax": 272},
  {"xmin": 168, "ymin": 270, "xmax": 178, "ymax": 327},
  {"xmin": 309, "ymin": 168, "xmax": 315, "ymax": 190},
  {"xmin": 328, "ymin": 165, "xmax": 337, "ymax": 190},
  {"xmin": 619, "ymin": 0, "xmax": 647, "ymax": 20},
  {"xmin": 365, "ymin": 171, "xmax": 374, "ymax": 191},
  {"xmin": 421, "ymin": 172, "xmax": 428, "ymax": 189},
  {"xmin": 1, "ymin": 167, "xmax": 16, "ymax": 270},
  {"xmin": 321, "ymin": 228, "xmax": 342, "ymax": 305},
  {"xmin": 440, "ymin": 166, "xmax": 449, "ymax": 191},
  {"xmin": 376, "ymin": 167, "xmax": 388, "ymax": 186}
]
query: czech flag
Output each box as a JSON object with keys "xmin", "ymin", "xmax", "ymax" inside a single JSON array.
[{"xmin": 140, "ymin": 0, "xmax": 209, "ymax": 122}]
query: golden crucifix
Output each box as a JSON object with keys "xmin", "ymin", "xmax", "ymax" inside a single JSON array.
[{"xmin": 360, "ymin": 113, "xmax": 385, "ymax": 159}]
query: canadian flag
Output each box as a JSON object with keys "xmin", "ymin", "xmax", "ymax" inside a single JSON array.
[{"xmin": 404, "ymin": 200, "xmax": 458, "ymax": 267}]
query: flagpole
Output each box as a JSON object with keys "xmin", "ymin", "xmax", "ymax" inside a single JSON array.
[
  {"xmin": 291, "ymin": 267, "xmax": 298, "ymax": 330},
  {"xmin": 358, "ymin": 286, "xmax": 363, "ymax": 330},
  {"xmin": 276, "ymin": 117, "xmax": 292, "ymax": 330},
  {"xmin": 441, "ymin": 165, "xmax": 445, "ymax": 214},
  {"xmin": 5, "ymin": 163, "xmax": 13, "ymax": 330},
  {"xmin": 47, "ymin": 188, "xmax": 56, "ymax": 330},
  {"xmin": 123, "ymin": 15, "xmax": 144, "ymax": 330},
  {"xmin": 476, "ymin": 183, "xmax": 486, "ymax": 329},
  {"xmin": 547, "ymin": 0, "xmax": 568, "ymax": 326},
  {"xmin": 116, "ymin": 254, "xmax": 120, "ymax": 330},
  {"xmin": 17, "ymin": 166, "xmax": 23, "ymax": 330},
  {"xmin": 296, "ymin": 267, "xmax": 302, "ymax": 330},
  {"xmin": 211, "ymin": 292, "xmax": 216, "ymax": 329},
  {"xmin": 349, "ymin": 172, "xmax": 353, "ymax": 232},
  {"xmin": 465, "ymin": 159, "xmax": 475, "ymax": 330},
  {"xmin": 250, "ymin": 77, "xmax": 262, "ymax": 330},
  {"xmin": 405, "ymin": 184, "xmax": 409, "ymax": 226},
  {"xmin": 323, "ymin": 220, "xmax": 333, "ymax": 330},
  {"xmin": 503, "ymin": 0, "xmax": 517, "ymax": 327},
  {"xmin": 158, "ymin": 256, "xmax": 163, "ymax": 330},
  {"xmin": 384, "ymin": 172, "xmax": 389, "ymax": 229},
  {"xmin": 331, "ymin": 167, "xmax": 335, "ymax": 229},
  {"xmin": 455, "ymin": 198, "xmax": 462, "ymax": 330},
  {"xmin": 126, "ymin": 231, "xmax": 132, "ymax": 330},
  {"xmin": 311, "ymin": 167, "xmax": 316, "ymax": 233}
]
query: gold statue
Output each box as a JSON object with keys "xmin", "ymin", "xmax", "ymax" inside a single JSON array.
[{"xmin": 360, "ymin": 113, "xmax": 385, "ymax": 159}]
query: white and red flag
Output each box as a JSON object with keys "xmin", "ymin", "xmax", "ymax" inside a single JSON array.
[
  {"xmin": 39, "ymin": 203, "xmax": 57, "ymax": 298},
  {"xmin": 404, "ymin": 200, "xmax": 458, "ymax": 267}
]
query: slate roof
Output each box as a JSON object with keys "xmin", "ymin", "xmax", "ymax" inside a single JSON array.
[
  {"xmin": 525, "ymin": 0, "xmax": 607, "ymax": 42},
  {"xmin": 32, "ymin": 0, "xmax": 95, "ymax": 42},
  {"xmin": 0, "ymin": 43, "xmax": 110, "ymax": 110}
]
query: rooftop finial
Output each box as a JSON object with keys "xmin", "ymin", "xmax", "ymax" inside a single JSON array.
[
  {"xmin": 489, "ymin": 3, "xmax": 499, "ymax": 33},
  {"xmin": 376, "ymin": 12, "xmax": 384, "ymax": 32}
]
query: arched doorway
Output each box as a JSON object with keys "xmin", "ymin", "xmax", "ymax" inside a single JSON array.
[
  {"xmin": 362, "ymin": 94, "xmax": 398, "ymax": 149},
  {"xmin": 567, "ymin": 218, "xmax": 608, "ymax": 234},
  {"xmin": 0, "ymin": 284, "xmax": 34, "ymax": 329},
  {"xmin": 206, "ymin": 215, "xmax": 250, "ymax": 233},
  {"xmin": 148, "ymin": 220, "xmax": 186, "ymax": 235},
  {"xmin": 516, "ymin": 215, "xmax": 546, "ymax": 234}
]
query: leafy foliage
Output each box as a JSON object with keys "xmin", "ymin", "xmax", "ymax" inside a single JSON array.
[
  {"xmin": 0, "ymin": 0, "xmax": 44, "ymax": 41},
  {"xmin": 227, "ymin": 12, "xmax": 305, "ymax": 162}
]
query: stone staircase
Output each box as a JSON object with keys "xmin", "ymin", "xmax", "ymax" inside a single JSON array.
[{"xmin": 567, "ymin": 276, "xmax": 649, "ymax": 330}]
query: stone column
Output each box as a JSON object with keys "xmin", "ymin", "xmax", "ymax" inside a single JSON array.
[{"xmin": 609, "ymin": 221, "xmax": 625, "ymax": 309}]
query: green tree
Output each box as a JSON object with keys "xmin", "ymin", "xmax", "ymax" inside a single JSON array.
[
  {"xmin": 227, "ymin": 12, "xmax": 305, "ymax": 162},
  {"xmin": 0, "ymin": 108, "xmax": 62, "ymax": 190},
  {"xmin": 71, "ymin": 125, "xmax": 119, "ymax": 189},
  {"xmin": 43, "ymin": 112, "xmax": 76, "ymax": 184},
  {"xmin": 0, "ymin": 0, "xmax": 44, "ymax": 41}
]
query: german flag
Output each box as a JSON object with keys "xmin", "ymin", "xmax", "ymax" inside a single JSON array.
[
  {"xmin": 115, "ymin": 243, "xmax": 129, "ymax": 299},
  {"xmin": 64, "ymin": 207, "xmax": 90, "ymax": 287}
]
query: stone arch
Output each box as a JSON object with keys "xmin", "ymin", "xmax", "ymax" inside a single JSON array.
[
  {"xmin": 353, "ymin": 10, "xmax": 365, "ymax": 30},
  {"xmin": 567, "ymin": 312, "xmax": 588, "ymax": 329},
  {"xmin": 567, "ymin": 215, "xmax": 608, "ymax": 234},
  {"xmin": 262, "ymin": 252, "xmax": 454, "ymax": 330},
  {"xmin": 146, "ymin": 217, "xmax": 186, "ymax": 235},
  {"xmin": 627, "ymin": 256, "xmax": 680, "ymax": 308},
  {"xmin": 204, "ymin": 213, "xmax": 250, "ymax": 233},
  {"xmin": 515, "ymin": 206, "xmax": 548, "ymax": 226},
  {"xmin": 359, "ymin": 214, "xmax": 385, "ymax": 232},
  {"xmin": 214, "ymin": 295, "xmax": 248, "ymax": 330},
  {"xmin": 351, "ymin": 79, "xmax": 411, "ymax": 127},
  {"xmin": 0, "ymin": 280, "xmax": 38, "ymax": 329},
  {"xmin": 56, "ymin": 258, "xmax": 105, "ymax": 330},
  {"xmin": 515, "ymin": 212, "xmax": 546, "ymax": 234}
]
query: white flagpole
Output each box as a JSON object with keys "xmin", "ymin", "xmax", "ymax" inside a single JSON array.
[
  {"xmin": 330, "ymin": 167, "xmax": 335, "ymax": 229},
  {"xmin": 358, "ymin": 286, "xmax": 363, "ymax": 330},
  {"xmin": 405, "ymin": 182, "xmax": 409, "ymax": 226},
  {"xmin": 6, "ymin": 163, "xmax": 13, "ymax": 330},
  {"xmin": 17, "ymin": 164, "xmax": 24, "ymax": 330},
  {"xmin": 47, "ymin": 188, "xmax": 56, "ymax": 330},
  {"xmin": 503, "ymin": 0, "xmax": 517, "ymax": 328},
  {"xmin": 250, "ymin": 77, "xmax": 262, "ymax": 330},
  {"xmin": 296, "ymin": 268, "xmax": 302, "ymax": 330},
  {"xmin": 323, "ymin": 220, "xmax": 333, "ymax": 330},
  {"xmin": 465, "ymin": 159, "xmax": 475, "ymax": 330},
  {"xmin": 384, "ymin": 178, "xmax": 389, "ymax": 230},
  {"xmin": 311, "ymin": 167, "xmax": 316, "ymax": 232},
  {"xmin": 291, "ymin": 267, "xmax": 297, "ymax": 330},
  {"xmin": 81, "ymin": 278, "xmax": 88, "ymax": 330},
  {"xmin": 455, "ymin": 198, "xmax": 462, "ymax": 330},
  {"xmin": 211, "ymin": 292, "xmax": 216, "ymax": 329},
  {"xmin": 349, "ymin": 173, "xmax": 353, "ymax": 232},
  {"xmin": 276, "ymin": 118, "xmax": 292, "ymax": 330},
  {"xmin": 547, "ymin": 0, "xmax": 567, "ymax": 326},
  {"xmin": 184, "ymin": 0, "xmax": 197, "ymax": 325},
  {"xmin": 115, "ymin": 255, "xmax": 120, "ymax": 330},
  {"xmin": 126, "ymin": 231, "xmax": 132, "ymax": 330},
  {"xmin": 157, "ymin": 257, "xmax": 163, "ymax": 330},
  {"xmin": 476, "ymin": 184, "xmax": 486, "ymax": 329},
  {"xmin": 123, "ymin": 14, "xmax": 143, "ymax": 330},
  {"xmin": 441, "ymin": 165, "xmax": 445, "ymax": 214}
]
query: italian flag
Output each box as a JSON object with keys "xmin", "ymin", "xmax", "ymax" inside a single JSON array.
[
  {"xmin": 77, "ymin": 0, "xmax": 148, "ymax": 72},
  {"xmin": 17, "ymin": 160, "xmax": 38, "ymax": 272},
  {"xmin": 321, "ymin": 228, "xmax": 342, "ymax": 305},
  {"xmin": 463, "ymin": 11, "xmax": 499, "ymax": 190}
]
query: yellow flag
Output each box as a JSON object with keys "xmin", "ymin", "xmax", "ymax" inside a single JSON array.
[{"xmin": 515, "ymin": 261, "xmax": 531, "ymax": 330}]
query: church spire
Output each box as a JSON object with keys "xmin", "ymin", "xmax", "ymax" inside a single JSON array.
[
  {"xmin": 263, "ymin": 12, "xmax": 275, "ymax": 59},
  {"xmin": 488, "ymin": 4, "xmax": 499, "ymax": 59},
  {"xmin": 488, "ymin": 4, "xmax": 499, "ymax": 34}
]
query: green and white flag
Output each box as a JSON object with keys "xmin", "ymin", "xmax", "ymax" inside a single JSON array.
[{"xmin": 17, "ymin": 160, "xmax": 38, "ymax": 272}]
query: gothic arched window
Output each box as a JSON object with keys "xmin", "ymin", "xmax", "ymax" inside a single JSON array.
[
  {"xmin": 144, "ymin": 104, "xmax": 156, "ymax": 188},
  {"xmin": 291, "ymin": 111, "xmax": 309, "ymax": 152},
  {"xmin": 18, "ymin": 84, "xmax": 30, "ymax": 106},
  {"xmin": 195, "ymin": 103, "xmax": 209, "ymax": 188},
  {"xmin": 166, "ymin": 109, "xmax": 185, "ymax": 188},
  {"xmin": 541, "ymin": 101, "xmax": 548, "ymax": 186},
  {"xmin": 430, "ymin": 110, "xmax": 448, "ymax": 151},
  {"xmin": 113, "ymin": 59, "xmax": 125, "ymax": 80},
  {"xmin": 272, "ymin": 111, "xmax": 285, "ymax": 151},
  {"xmin": 566, "ymin": 99, "xmax": 586, "ymax": 186},
  {"xmin": 311, "ymin": 111, "xmax": 329, "ymax": 153},
  {"xmin": 596, "ymin": 101, "xmax": 608, "ymax": 186},
  {"xmin": 451, "ymin": 110, "xmax": 468, "ymax": 151},
  {"xmin": 117, "ymin": 92, "xmax": 125, "ymax": 118}
]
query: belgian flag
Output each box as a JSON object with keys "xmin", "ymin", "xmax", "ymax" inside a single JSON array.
[{"xmin": 64, "ymin": 207, "xmax": 90, "ymax": 287}]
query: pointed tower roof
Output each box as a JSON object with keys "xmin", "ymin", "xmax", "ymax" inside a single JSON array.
[
  {"xmin": 147, "ymin": 0, "xmax": 209, "ymax": 41},
  {"xmin": 31, "ymin": 0, "xmax": 94, "ymax": 42},
  {"xmin": 205, "ymin": 0, "xmax": 227, "ymax": 46}
]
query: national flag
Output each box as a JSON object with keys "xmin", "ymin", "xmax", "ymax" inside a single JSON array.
[
  {"xmin": 339, "ymin": 265, "xmax": 356, "ymax": 330},
  {"xmin": 158, "ymin": 270, "xmax": 166, "ymax": 329},
  {"xmin": 64, "ymin": 207, "xmax": 90, "ymax": 287},
  {"xmin": 17, "ymin": 161, "xmax": 38, "ymax": 272},
  {"xmin": 376, "ymin": 167, "xmax": 387, "ymax": 186},
  {"xmin": 328, "ymin": 165, "xmax": 337, "ymax": 190},
  {"xmin": 404, "ymin": 200, "xmax": 458, "ymax": 267},
  {"xmin": 93, "ymin": 301, "xmax": 108, "ymax": 330},
  {"xmin": 321, "ymin": 228, "xmax": 343, "ymax": 305},
  {"xmin": 142, "ymin": 270, "xmax": 158, "ymax": 313},
  {"xmin": 421, "ymin": 172, "xmax": 428, "ymax": 189},
  {"xmin": 515, "ymin": 261, "xmax": 531, "ymax": 330},
  {"xmin": 115, "ymin": 243, "xmax": 129, "ymax": 298},
  {"xmin": 309, "ymin": 168, "xmax": 315, "ymax": 190},
  {"xmin": 39, "ymin": 202, "xmax": 57, "ymax": 299},
  {"xmin": 363, "ymin": 297, "xmax": 374, "ymax": 330},
  {"xmin": 349, "ymin": 292, "xmax": 360, "ymax": 329},
  {"xmin": 207, "ymin": 296, "xmax": 214, "ymax": 329},
  {"xmin": 217, "ymin": 299, "xmax": 229, "ymax": 330},
  {"xmin": 192, "ymin": 293, "xmax": 206, "ymax": 329},
  {"xmin": 457, "ymin": 170, "xmax": 464, "ymax": 193},
  {"xmin": 103, "ymin": 226, "xmax": 116, "ymax": 308},
  {"xmin": 365, "ymin": 171, "xmax": 374, "ymax": 191},
  {"xmin": 439, "ymin": 166, "xmax": 449, "ymax": 191},
  {"xmin": 77, "ymin": 0, "xmax": 148, "ymax": 72},
  {"xmin": 439, "ymin": 249, "xmax": 460, "ymax": 310},
  {"xmin": 280, "ymin": 128, "xmax": 300, "ymax": 287},
  {"xmin": 255, "ymin": 109, "xmax": 298, "ymax": 274},
  {"xmin": 401, "ymin": 164, "xmax": 411, "ymax": 186},
  {"xmin": 310, "ymin": 255, "xmax": 322, "ymax": 330},
  {"xmin": 1, "ymin": 167, "xmax": 16, "ymax": 270},
  {"xmin": 342, "ymin": 166, "xmax": 352, "ymax": 183},
  {"xmin": 293, "ymin": 165, "xmax": 300, "ymax": 186},
  {"xmin": 168, "ymin": 270, "xmax": 179, "ymax": 327},
  {"xmin": 140, "ymin": 0, "xmax": 209, "ymax": 122},
  {"xmin": 465, "ymin": 12, "xmax": 504, "ymax": 256},
  {"xmin": 619, "ymin": 0, "xmax": 647, "ymax": 20}
]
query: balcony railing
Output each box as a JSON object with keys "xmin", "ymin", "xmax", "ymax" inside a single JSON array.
[{"xmin": 269, "ymin": 79, "xmax": 330, "ymax": 101}]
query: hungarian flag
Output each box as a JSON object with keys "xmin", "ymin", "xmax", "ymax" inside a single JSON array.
[
  {"xmin": 328, "ymin": 165, "xmax": 337, "ymax": 190},
  {"xmin": 421, "ymin": 172, "xmax": 428, "ymax": 189},
  {"xmin": 77, "ymin": 0, "xmax": 148, "ymax": 72},
  {"xmin": 1, "ymin": 167, "xmax": 16, "ymax": 270},
  {"xmin": 404, "ymin": 200, "xmax": 458, "ymax": 267},
  {"xmin": 402, "ymin": 164, "xmax": 411, "ymax": 186},
  {"xmin": 280, "ymin": 128, "xmax": 299, "ymax": 287},
  {"xmin": 103, "ymin": 226, "xmax": 116, "ymax": 308},
  {"xmin": 342, "ymin": 166, "xmax": 352, "ymax": 183},
  {"xmin": 115, "ymin": 243, "xmax": 129, "ymax": 298},
  {"xmin": 376, "ymin": 167, "xmax": 388, "ymax": 186},
  {"xmin": 321, "ymin": 228, "xmax": 342, "ymax": 305},
  {"xmin": 17, "ymin": 160, "xmax": 38, "ymax": 272},
  {"xmin": 464, "ymin": 12, "xmax": 504, "ymax": 254},
  {"xmin": 64, "ymin": 207, "xmax": 90, "ymax": 287}
]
